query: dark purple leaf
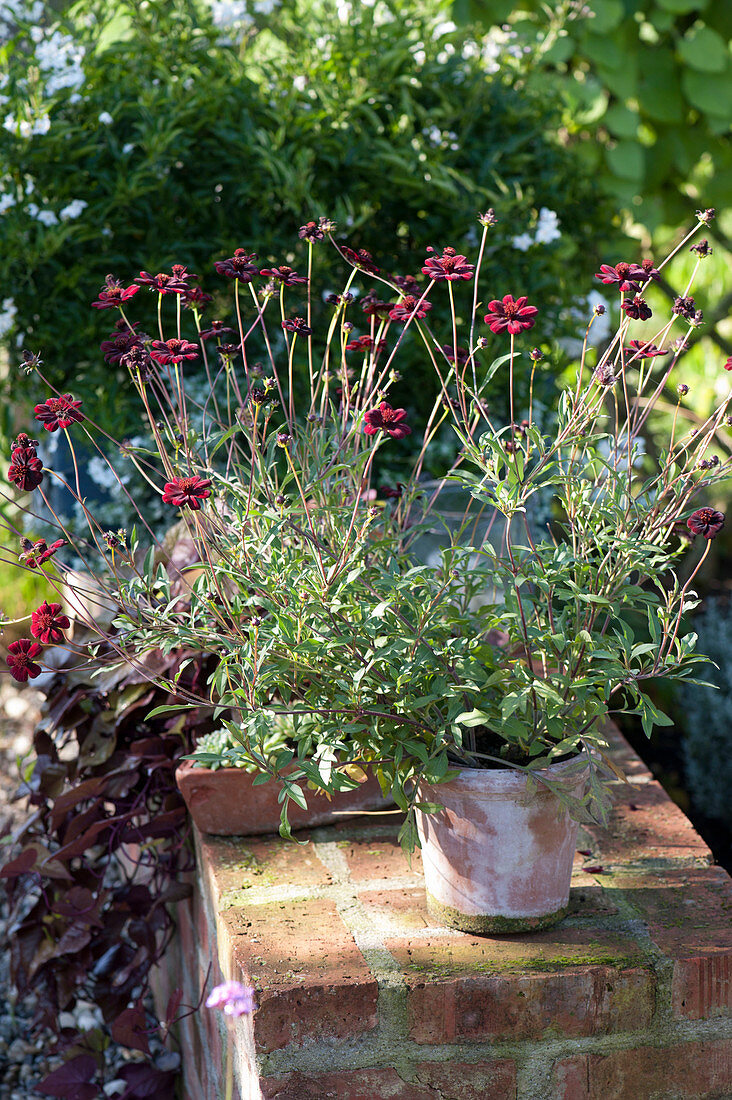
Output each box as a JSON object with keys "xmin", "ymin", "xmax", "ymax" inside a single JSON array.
[
  {"xmin": 119, "ymin": 1063, "xmax": 177, "ymax": 1099},
  {"xmin": 111, "ymin": 1001, "xmax": 151, "ymax": 1054},
  {"xmin": 37, "ymin": 1054, "xmax": 98, "ymax": 1099}
]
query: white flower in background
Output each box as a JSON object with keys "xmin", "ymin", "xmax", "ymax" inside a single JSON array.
[
  {"xmin": 0, "ymin": 298, "xmax": 17, "ymax": 339},
  {"xmin": 98, "ymin": 110, "xmax": 113, "ymax": 125},
  {"xmin": 26, "ymin": 202, "xmax": 39, "ymax": 217},
  {"xmin": 0, "ymin": 192, "xmax": 15, "ymax": 213},
  {"xmin": 35, "ymin": 29, "xmax": 85, "ymax": 95},
  {"xmin": 434, "ymin": 20, "xmax": 456, "ymax": 36},
  {"xmin": 210, "ymin": 0, "xmax": 251, "ymax": 27},
  {"xmin": 122, "ymin": 142, "xmax": 135, "ymax": 154},
  {"xmin": 59, "ymin": 199, "xmax": 87, "ymax": 220},
  {"xmin": 36, "ymin": 208, "xmax": 59, "ymax": 226},
  {"xmin": 511, "ymin": 232, "xmax": 533, "ymax": 252},
  {"xmin": 2, "ymin": 113, "xmax": 17, "ymax": 133},
  {"xmin": 252, "ymin": 0, "xmax": 278, "ymax": 12},
  {"xmin": 292, "ymin": 75, "xmax": 307, "ymax": 92},
  {"xmin": 87, "ymin": 455, "xmax": 125, "ymax": 490},
  {"xmin": 534, "ymin": 207, "xmax": 561, "ymax": 245}
]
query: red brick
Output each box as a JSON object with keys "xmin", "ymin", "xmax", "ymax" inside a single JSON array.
[
  {"xmin": 261, "ymin": 1068, "xmax": 435, "ymax": 1099},
  {"xmin": 341, "ymin": 831, "xmax": 423, "ymax": 883},
  {"xmin": 221, "ymin": 898, "xmax": 378, "ymax": 1052},
  {"xmin": 553, "ymin": 1040, "xmax": 732, "ymax": 1099},
  {"xmin": 387, "ymin": 924, "xmax": 647, "ymax": 983},
  {"xmin": 403, "ymin": 965, "xmax": 654, "ymax": 1044},
  {"xmin": 673, "ymin": 954, "xmax": 732, "ymax": 1020},
  {"xmin": 602, "ymin": 863, "xmax": 732, "ymax": 1020},
  {"xmin": 196, "ymin": 828, "xmax": 332, "ymax": 907},
  {"xmin": 552, "ymin": 1055, "xmax": 590, "ymax": 1100},
  {"xmin": 583, "ymin": 779, "xmax": 713, "ymax": 867},
  {"xmin": 415, "ymin": 1059, "xmax": 517, "ymax": 1098}
]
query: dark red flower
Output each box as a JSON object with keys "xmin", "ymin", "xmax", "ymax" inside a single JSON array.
[
  {"xmin": 136, "ymin": 270, "xmax": 190, "ymax": 294},
  {"xmin": 484, "ymin": 295, "xmax": 538, "ymax": 335},
  {"xmin": 162, "ymin": 475, "xmax": 212, "ymax": 510},
  {"xmin": 19, "ymin": 538, "xmax": 66, "ymax": 568},
  {"xmin": 629, "ymin": 259, "xmax": 660, "ymax": 283},
  {"xmin": 686, "ymin": 508, "xmax": 725, "ymax": 540},
  {"xmin": 392, "ymin": 274, "xmax": 421, "ymax": 294},
  {"xmin": 121, "ymin": 345, "xmax": 154, "ymax": 381},
  {"xmin": 91, "ymin": 275, "xmax": 140, "ymax": 310},
  {"xmin": 440, "ymin": 344, "xmax": 470, "ymax": 364},
  {"xmin": 217, "ymin": 343, "xmax": 241, "ymax": 360},
  {"xmin": 620, "ymin": 295, "xmax": 652, "ymax": 321},
  {"xmin": 298, "ymin": 221, "xmax": 325, "ymax": 242},
  {"xmin": 30, "ymin": 601, "xmax": 70, "ymax": 644},
  {"xmin": 363, "ymin": 402, "xmax": 411, "ymax": 440},
  {"xmin": 183, "ymin": 286, "xmax": 213, "ymax": 310},
  {"xmin": 389, "ymin": 295, "xmax": 432, "ymax": 323},
  {"xmin": 12, "ymin": 433, "xmax": 39, "ymax": 450},
  {"xmin": 200, "ymin": 320, "xmax": 236, "ymax": 341},
  {"xmin": 673, "ymin": 296, "xmax": 697, "ymax": 320},
  {"xmin": 624, "ymin": 340, "xmax": 668, "ymax": 360},
  {"xmin": 690, "ymin": 239, "xmax": 712, "ymax": 257},
  {"xmin": 594, "ymin": 263, "xmax": 639, "ymax": 293},
  {"xmin": 8, "ymin": 446, "xmax": 43, "ymax": 491},
  {"xmin": 150, "ymin": 339, "xmax": 199, "ymax": 365},
  {"xmin": 214, "ymin": 249, "xmax": 260, "ymax": 281},
  {"xmin": 724, "ymin": 357, "xmax": 732, "ymax": 372},
  {"xmin": 360, "ymin": 293, "xmax": 392, "ymax": 318},
  {"xmin": 341, "ymin": 247, "xmax": 379, "ymax": 275},
  {"xmin": 6, "ymin": 638, "xmax": 43, "ymax": 682},
  {"xmin": 421, "ymin": 246, "xmax": 474, "ymax": 282},
  {"xmin": 259, "ymin": 265, "xmax": 308, "ymax": 286},
  {"xmin": 281, "ymin": 317, "xmax": 312, "ymax": 335},
  {"xmin": 100, "ymin": 329, "xmax": 143, "ymax": 365},
  {"xmin": 346, "ymin": 335, "xmax": 386, "ymax": 353},
  {"xmin": 379, "ymin": 483, "xmax": 404, "ymax": 499},
  {"xmin": 34, "ymin": 394, "xmax": 84, "ymax": 432}
]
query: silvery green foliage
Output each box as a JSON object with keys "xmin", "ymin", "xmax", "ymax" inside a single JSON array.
[{"xmin": 682, "ymin": 599, "xmax": 732, "ymax": 825}]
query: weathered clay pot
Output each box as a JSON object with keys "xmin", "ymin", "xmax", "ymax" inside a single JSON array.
[
  {"xmin": 417, "ymin": 756, "xmax": 588, "ymax": 933},
  {"xmin": 175, "ymin": 760, "xmax": 391, "ymax": 835}
]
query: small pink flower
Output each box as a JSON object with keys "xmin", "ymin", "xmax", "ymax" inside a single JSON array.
[
  {"xmin": 363, "ymin": 402, "xmax": 411, "ymax": 440},
  {"xmin": 483, "ymin": 295, "xmax": 538, "ymax": 335},
  {"xmin": 594, "ymin": 263, "xmax": 639, "ymax": 293},
  {"xmin": 205, "ymin": 981, "xmax": 256, "ymax": 1018}
]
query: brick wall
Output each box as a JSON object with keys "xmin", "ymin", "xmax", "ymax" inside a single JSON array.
[{"xmin": 153, "ymin": 727, "xmax": 732, "ymax": 1099}]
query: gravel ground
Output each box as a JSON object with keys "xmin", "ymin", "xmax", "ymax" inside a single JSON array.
[{"xmin": 0, "ymin": 682, "xmax": 180, "ymax": 1098}]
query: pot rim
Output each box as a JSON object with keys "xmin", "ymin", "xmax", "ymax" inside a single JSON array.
[{"xmin": 420, "ymin": 750, "xmax": 590, "ymax": 794}]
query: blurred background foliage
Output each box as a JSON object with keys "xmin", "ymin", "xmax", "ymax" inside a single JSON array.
[{"xmin": 0, "ymin": 0, "xmax": 607, "ymax": 442}]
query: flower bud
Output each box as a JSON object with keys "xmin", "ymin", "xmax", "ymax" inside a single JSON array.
[
  {"xmin": 478, "ymin": 209, "xmax": 497, "ymax": 226},
  {"xmin": 276, "ymin": 432, "xmax": 291, "ymax": 448},
  {"xmin": 677, "ymin": 383, "xmax": 689, "ymax": 397}
]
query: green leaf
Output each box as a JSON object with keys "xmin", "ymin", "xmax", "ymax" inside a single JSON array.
[
  {"xmin": 678, "ymin": 24, "xmax": 729, "ymax": 73},
  {"xmin": 656, "ymin": 0, "xmax": 708, "ymax": 11},
  {"xmin": 585, "ymin": 0, "xmax": 625, "ymax": 32},
  {"xmin": 682, "ymin": 68, "xmax": 732, "ymax": 117},
  {"xmin": 637, "ymin": 47, "xmax": 684, "ymax": 123},
  {"xmin": 605, "ymin": 141, "xmax": 645, "ymax": 181}
]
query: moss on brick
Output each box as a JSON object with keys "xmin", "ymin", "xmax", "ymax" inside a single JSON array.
[{"xmin": 426, "ymin": 893, "xmax": 569, "ymax": 934}]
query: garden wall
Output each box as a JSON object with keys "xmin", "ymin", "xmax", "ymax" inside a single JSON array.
[{"xmin": 153, "ymin": 726, "xmax": 732, "ymax": 1099}]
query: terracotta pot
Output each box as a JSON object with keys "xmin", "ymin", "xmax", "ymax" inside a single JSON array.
[
  {"xmin": 417, "ymin": 756, "xmax": 588, "ymax": 933},
  {"xmin": 175, "ymin": 759, "xmax": 391, "ymax": 835}
]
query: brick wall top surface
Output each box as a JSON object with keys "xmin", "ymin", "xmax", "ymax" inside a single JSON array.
[{"xmin": 185, "ymin": 726, "xmax": 732, "ymax": 1099}]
